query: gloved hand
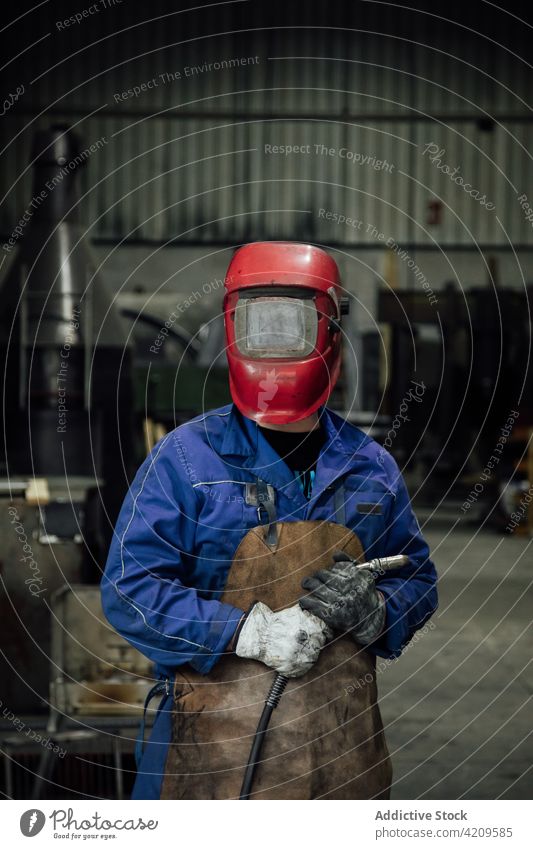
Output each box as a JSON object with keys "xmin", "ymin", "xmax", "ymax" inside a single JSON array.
[
  {"xmin": 235, "ymin": 601, "xmax": 330, "ymax": 677},
  {"xmin": 299, "ymin": 550, "xmax": 386, "ymax": 645}
]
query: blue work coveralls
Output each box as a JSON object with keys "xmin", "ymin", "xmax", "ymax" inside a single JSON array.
[{"xmin": 101, "ymin": 404, "xmax": 438, "ymax": 799}]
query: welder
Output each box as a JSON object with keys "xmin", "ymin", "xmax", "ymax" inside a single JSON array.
[{"xmin": 101, "ymin": 241, "xmax": 438, "ymax": 799}]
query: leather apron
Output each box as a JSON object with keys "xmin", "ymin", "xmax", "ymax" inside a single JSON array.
[{"xmin": 160, "ymin": 515, "xmax": 392, "ymax": 800}]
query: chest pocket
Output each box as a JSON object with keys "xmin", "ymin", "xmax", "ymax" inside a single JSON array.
[
  {"xmin": 341, "ymin": 477, "xmax": 394, "ymax": 558},
  {"xmin": 189, "ymin": 479, "xmax": 257, "ymax": 596},
  {"xmin": 192, "ymin": 478, "xmax": 259, "ymax": 532}
]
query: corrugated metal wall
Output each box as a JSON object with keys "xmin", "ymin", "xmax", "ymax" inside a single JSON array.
[{"xmin": 2, "ymin": 2, "xmax": 532, "ymax": 247}]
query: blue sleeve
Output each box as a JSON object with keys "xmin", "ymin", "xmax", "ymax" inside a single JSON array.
[
  {"xmin": 368, "ymin": 456, "xmax": 438, "ymax": 659},
  {"xmin": 100, "ymin": 434, "xmax": 243, "ymax": 676}
]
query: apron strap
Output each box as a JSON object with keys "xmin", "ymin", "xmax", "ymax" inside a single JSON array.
[
  {"xmin": 135, "ymin": 679, "xmax": 170, "ymax": 768},
  {"xmin": 256, "ymin": 478, "xmax": 278, "ymax": 549},
  {"xmin": 333, "ymin": 482, "xmax": 346, "ymax": 526}
]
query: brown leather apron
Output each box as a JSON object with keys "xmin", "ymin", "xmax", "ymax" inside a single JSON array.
[{"xmin": 161, "ymin": 520, "xmax": 392, "ymax": 799}]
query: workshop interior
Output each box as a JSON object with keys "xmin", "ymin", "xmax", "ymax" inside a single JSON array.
[{"xmin": 0, "ymin": 1, "xmax": 531, "ymax": 802}]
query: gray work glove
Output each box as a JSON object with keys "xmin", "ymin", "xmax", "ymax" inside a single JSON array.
[
  {"xmin": 235, "ymin": 601, "xmax": 330, "ymax": 677},
  {"xmin": 299, "ymin": 550, "xmax": 386, "ymax": 645}
]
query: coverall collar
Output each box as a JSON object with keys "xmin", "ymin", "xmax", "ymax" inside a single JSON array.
[{"xmin": 218, "ymin": 404, "xmax": 367, "ymax": 499}]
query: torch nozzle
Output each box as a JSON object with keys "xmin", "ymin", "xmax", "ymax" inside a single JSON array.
[{"xmin": 356, "ymin": 554, "xmax": 409, "ymax": 574}]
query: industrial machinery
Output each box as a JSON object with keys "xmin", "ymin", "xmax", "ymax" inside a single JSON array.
[
  {"xmin": 377, "ymin": 282, "xmax": 533, "ymax": 508},
  {"xmin": 0, "ymin": 125, "xmax": 135, "ymax": 546},
  {"xmin": 1, "ymin": 584, "xmax": 153, "ymax": 800},
  {"xmin": 0, "ymin": 126, "xmax": 237, "ymax": 724},
  {"xmin": 0, "ymin": 126, "xmax": 135, "ymax": 712}
]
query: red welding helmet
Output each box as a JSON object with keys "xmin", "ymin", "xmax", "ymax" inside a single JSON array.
[{"xmin": 223, "ymin": 242, "xmax": 348, "ymax": 424}]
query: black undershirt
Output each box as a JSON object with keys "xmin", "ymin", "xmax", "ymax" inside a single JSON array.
[{"xmin": 259, "ymin": 424, "xmax": 326, "ymax": 499}]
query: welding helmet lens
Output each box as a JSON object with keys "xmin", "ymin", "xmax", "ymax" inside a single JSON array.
[{"xmin": 233, "ymin": 292, "xmax": 318, "ymax": 359}]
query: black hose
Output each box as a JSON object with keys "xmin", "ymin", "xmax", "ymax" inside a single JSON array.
[{"xmin": 239, "ymin": 673, "xmax": 288, "ymax": 800}]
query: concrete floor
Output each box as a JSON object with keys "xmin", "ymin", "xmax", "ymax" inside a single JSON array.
[{"xmin": 379, "ymin": 518, "xmax": 532, "ymax": 799}]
